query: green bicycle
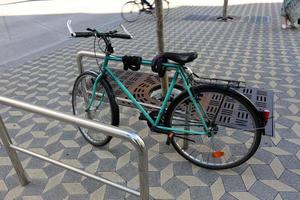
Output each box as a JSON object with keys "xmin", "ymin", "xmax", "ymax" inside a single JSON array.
[{"xmin": 67, "ymin": 21, "xmax": 269, "ymax": 169}]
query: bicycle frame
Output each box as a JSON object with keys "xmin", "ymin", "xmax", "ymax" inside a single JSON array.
[{"xmin": 88, "ymin": 54, "xmax": 210, "ymax": 135}]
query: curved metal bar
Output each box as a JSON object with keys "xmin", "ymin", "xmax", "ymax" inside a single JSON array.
[
  {"xmin": 76, "ymin": 51, "xmax": 161, "ymax": 111},
  {"xmin": 0, "ymin": 96, "xmax": 149, "ymax": 199},
  {"xmin": 76, "ymin": 51, "xmax": 105, "ymax": 74},
  {"xmin": 0, "ymin": 117, "xmax": 30, "ymax": 186}
]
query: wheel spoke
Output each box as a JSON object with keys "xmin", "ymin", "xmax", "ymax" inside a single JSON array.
[{"xmin": 165, "ymin": 86, "xmax": 261, "ymax": 169}]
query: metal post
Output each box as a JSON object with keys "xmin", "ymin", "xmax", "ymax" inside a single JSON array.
[
  {"xmin": 0, "ymin": 96, "xmax": 149, "ymax": 199},
  {"xmin": 217, "ymin": 0, "xmax": 233, "ymax": 21},
  {"xmin": 131, "ymin": 135, "xmax": 149, "ymax": 200},
  {"xmin": 223, "ymin": 0, "xmax": 228, "ymax": 19},
  {"xmin": 0, "ymin": 116, "xmax": 29, "ymax": 186},
  {"xmin": 76, "ymin": 51, "xmax": 105, "ymax": 74},
  {"xmin": 155, "ymin": 0, "xmax": 169, "ymax": 97}
]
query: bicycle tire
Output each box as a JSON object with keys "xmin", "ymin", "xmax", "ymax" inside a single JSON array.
[
  {"xmin": 72, "ymin": 71, "xmax": 119, "ymax": 146},
  {"xmin": 164, "ymin": 85, "xmax": 262, "ymax": 169},
  {"xmin": 121, "ymin": 1, "xmax": 141, "ymax": 22}
]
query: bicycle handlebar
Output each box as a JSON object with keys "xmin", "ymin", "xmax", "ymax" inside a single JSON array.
[
  {"xmin": 71, "ymin": 31, "xmax": 131, "ymax": 40},
  {"xmin": 67, "ymin": 20, "xmax": 132, "ymax": 39}
]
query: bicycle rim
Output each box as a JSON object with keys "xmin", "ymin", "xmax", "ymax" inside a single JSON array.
[
  {"xmin": 121, "ymin": 1, "xmax": 141, "ymax": 22},
  {"xmin": 165, "ymin": 86, "xmax": 261, "ymax": 169},
  {"xmin": 72, "ymin": 71, "xmax": 118, "ymax": 146}
]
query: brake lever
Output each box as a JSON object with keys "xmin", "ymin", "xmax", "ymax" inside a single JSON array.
[
  {"xmin": 67, "ymin": 20, "xmax": 76, "ymax": 37},
  {"xmin": 110, "ymin": 30, "xmax": 118, "ymax": 34},
  {"xmin": 86, "ymin": 28, "xmax": 96, "ymax": 32},
  {"xmin": 120, "ymin": 24, "xmax": 133, "ymax": 39}
]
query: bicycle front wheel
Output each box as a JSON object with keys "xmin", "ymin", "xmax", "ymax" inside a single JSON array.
[
  {"xmin": 72, "ymin": 71, "xmax": 119, "ymax": 146},
  {"xmin": 121, "ymin": 1, "xmax": 141, "ymax": 22},
  {"xmin": 165, "ymin": 85, "xmax": 262, "ymax": 169}
]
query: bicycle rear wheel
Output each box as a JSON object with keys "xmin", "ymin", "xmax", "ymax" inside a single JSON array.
[
  {"xmin": 72, "ymin": 71, "xmax": 119, "ymax": 146},
  {"xmin": 121, "ymin": 1, "xmax": 141, "ymax": 22},
  {"xmin": 165, "ymin": 85, "xmax": 262, "ymax": 169}
]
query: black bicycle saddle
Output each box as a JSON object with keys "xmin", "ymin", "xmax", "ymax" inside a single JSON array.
[{"xmin": 162, "ymin": 52, "xmax": 198, "ymax": 65}]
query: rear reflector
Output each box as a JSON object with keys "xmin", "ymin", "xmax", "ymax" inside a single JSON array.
[
  {"xmin": 263, "ymin": 109, "xmax": 270, "ymax": 124},
  {"xmin": 212, "ymin": 151, "xmax": 224, "ymax": 158}
]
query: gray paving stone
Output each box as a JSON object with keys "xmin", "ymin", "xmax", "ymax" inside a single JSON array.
[
  {"xmin": 109, "ymin": 144, "xmax": 131, "ymax": 158},
  {"xmin": 190, "ymin": 186, "xmax": 212, "ymax": 200},
  {"xmin": 62, "ymin": 171, "xmax": 84, "ymax": 183},
  {"xmin": 69, "ymin": 195, "xmax": 91, "ymax": 200},
  {"xmin": 78, "ymin": 153, "xmax": 100, "ymax": 165},
  {"xmin": 280, "ymin": 192, "xmax": 300, "ymax": 200},
  {"xmin": 43, "ymin": 185, "xmax": 68, "ymax": 200},
  {"xmin": 163, "ymin": 177, "xmax": 188, "ymax": 198},
  {"xmin": 104, "ymin": 185, "xmax": 126, "ymax": 200},
  {"xmin": 195, "ymin": 169, "xmax": 219, "ymax": 186},
  {"xmin": 26, "ymin": 159, "xmax": 46, "ymax": 169},
  {"xmin": 43, "ymin": 165, "xmax": 65, "ymax": 178},
  {"xmin": 148, "ymin": 171, "xmax": 161, "ymax": 187},
  {"xmin": 60, "ymin": 148, "xmax": 80, "ymax": 160},
  {"xmin": 219, "ymin": 193, "xmax": 238, "ymax": 200},
  {"xmin": 98, "ymin": 158, "xmax": 117, "ymax": 172},
  {"xmin": 141, "ymin": 135, "xmax": 161, "ymax": 150},
  {"xmin": 117, "ymin": 163, "xmax": 138, "ymax": 181},
  {"xmin": 277, "ymin": 140, "xmax": 300, "ymax": 154},
  {"xmin": 173, "ymin": 161, "xmax": 194, "ymax": 176},
  {"xmin": 251, "ymin": 165, "xmax": 276, "ymax": 180},
  {"xmin": 280, "ymin": 170, "xmax": 300, "ymax": 191},
  {"xmin": 278, "ymin": 155, "xmax": 300, "ymax": 169},
  {"xmin": 150, "ymin": 154, "xmax": 171, "ymax": 171},
  {"xmin": 253, "ymin": 149, "xmax": 275, "ymax": 164},
  {"xmin": 249, "ymin": 181, "xmax": 278, "ymax": 200},
  {"xmin": 222, "ymin": 175, "xmax": 246, "ymax": 192},
  {"xmin": 81, "ymin": 178, "xmax": 104, "ymax": 193},
  {"xmin": 125, "ymin": 194, "xmax": 140, "ymax": 200},
  {"xmin": 21, "ymin": 180, "xmax": 47, "ymax": 197}
]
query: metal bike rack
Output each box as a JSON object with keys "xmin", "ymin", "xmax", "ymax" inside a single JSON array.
[
  {"xmin": 77, "ymin": 51, "xmax": 161, "ymax": 110},
  {"xmin": 0, "ymin": 96, "xmax": 149, "ymax": 200}
]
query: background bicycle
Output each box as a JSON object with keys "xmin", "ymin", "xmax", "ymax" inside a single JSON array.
[{"xmin": 121, "ymin": 0, "xmax": 170, "ymax": 22}]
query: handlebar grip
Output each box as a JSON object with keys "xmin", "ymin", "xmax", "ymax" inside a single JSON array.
[
  {"xmin": 111, "ymin": 34, "xmax": 132, "ymax": 39},
  {"xmin": 72, "ymin": 32, "xmax": 95, "ymax": 37}
]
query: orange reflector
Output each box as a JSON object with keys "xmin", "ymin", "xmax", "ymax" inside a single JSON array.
[{"xmin": 212, "ymin": 151, "xmax": 224, "ymax": 158}]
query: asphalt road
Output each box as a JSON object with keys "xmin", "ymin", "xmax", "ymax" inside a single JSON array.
[
  {"xmin": 0, "ymin": 0, "xmax": 124, "ymax": 67},
  {"xmin": 0, "ymin": 0, "xmax": 282, "ymax": 67}
]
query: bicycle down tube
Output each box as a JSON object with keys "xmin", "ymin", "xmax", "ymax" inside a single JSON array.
[{"xmin": 89, "ymin": 54, "xmax": 210, "ymax": 135}]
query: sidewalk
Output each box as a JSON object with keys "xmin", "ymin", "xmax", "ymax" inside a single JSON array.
[{"xmin": 0, "ymin": 1, "xmax": 300, "ymax": 200}]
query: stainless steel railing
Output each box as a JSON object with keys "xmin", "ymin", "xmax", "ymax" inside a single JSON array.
[{"xmin": 0, "ymin": 96, "xmax": 149, "ymax": 199}]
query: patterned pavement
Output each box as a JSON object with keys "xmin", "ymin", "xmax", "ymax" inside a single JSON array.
[{"xmin": 1, "ymin": 2, "xmax": 300, "ymax": 200}]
